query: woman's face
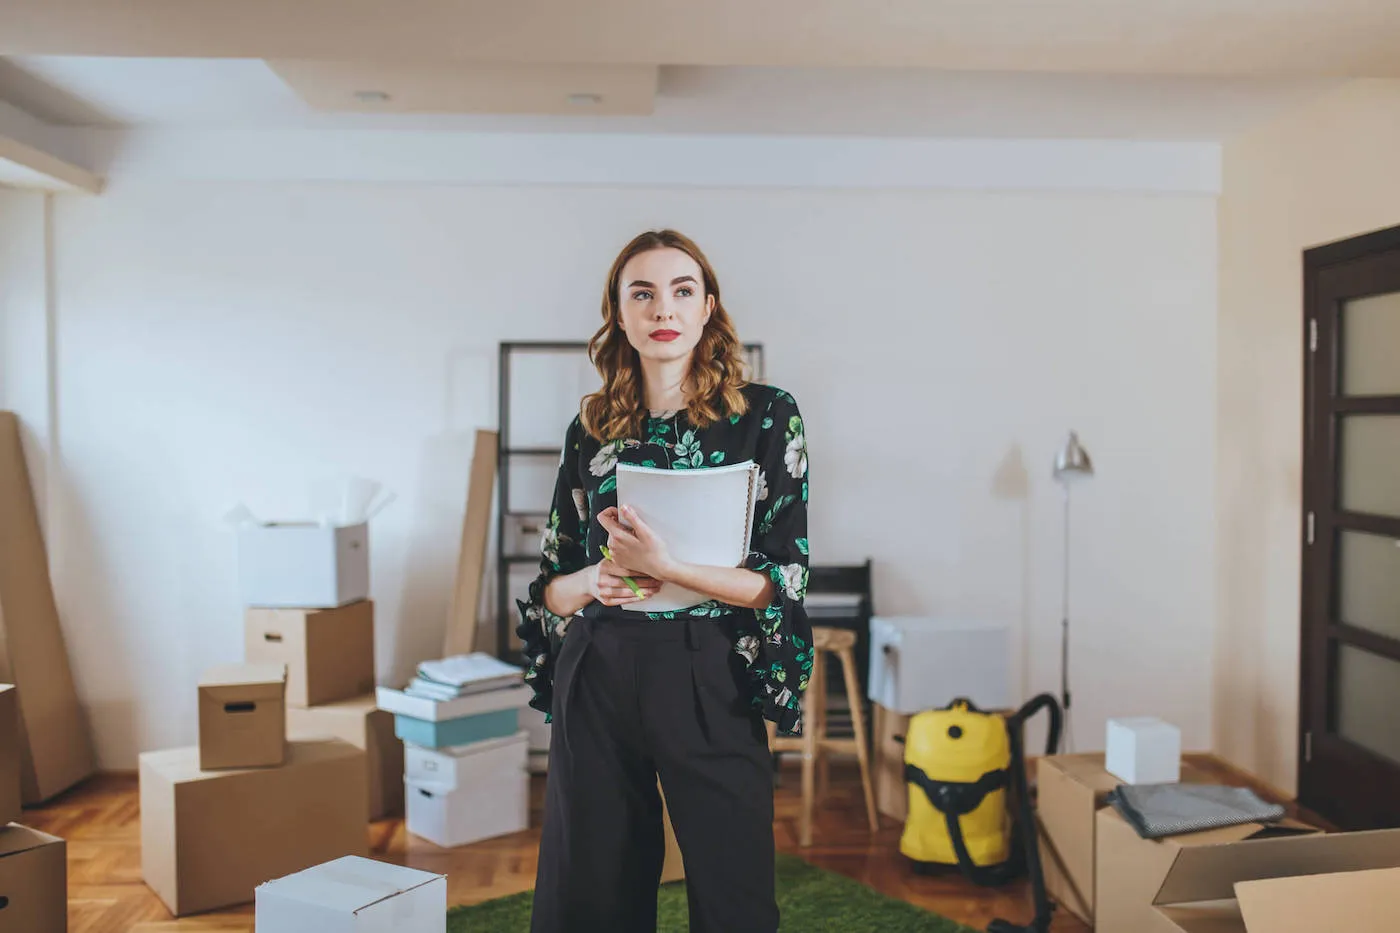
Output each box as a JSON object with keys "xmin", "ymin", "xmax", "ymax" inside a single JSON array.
[{"xmin": 616, "ymin": 247, "xmax": 714, "ymax": 365}]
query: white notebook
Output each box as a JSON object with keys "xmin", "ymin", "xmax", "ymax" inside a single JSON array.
[{"xmin": 614, "ymin": 459, "xmax": 760, "ymax": 612}]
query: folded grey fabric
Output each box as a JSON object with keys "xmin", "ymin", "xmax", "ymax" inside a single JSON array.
[{"xmin": 1107, "ymin": 783, "xmax": 1286, "ymax": 839}]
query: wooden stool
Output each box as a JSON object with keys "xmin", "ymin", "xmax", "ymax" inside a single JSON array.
[{"xmin": 768, "ymin": 626, "xmax": 878, "ymax": 846}]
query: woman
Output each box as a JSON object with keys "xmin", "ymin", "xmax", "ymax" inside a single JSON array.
[{"xmin": 516, "ymin": 229, "xmax": 812, "ymax": 933}]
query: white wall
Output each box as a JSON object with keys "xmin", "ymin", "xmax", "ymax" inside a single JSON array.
[
  {"xmin": 15, "ymin": 169, "xmax": 1217, "ymax": 769},
  {"xmin": 1216, "ymin": 78, "xmax": 1400, "ymax": 796}
]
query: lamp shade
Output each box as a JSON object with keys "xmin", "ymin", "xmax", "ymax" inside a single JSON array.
[{"xmin": 1053, "ymin": 431, "xmax": 1094, "ymax": 481}]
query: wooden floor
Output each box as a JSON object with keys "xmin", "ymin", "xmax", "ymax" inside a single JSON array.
[{"xmin": 21, "ymin": 754, "xmax": 1281, "ymax": 932}]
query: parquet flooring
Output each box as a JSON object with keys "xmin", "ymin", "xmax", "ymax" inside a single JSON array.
[{"xmin": 18, "ymin": 755, "xmax": 1278, "ymax": 932}]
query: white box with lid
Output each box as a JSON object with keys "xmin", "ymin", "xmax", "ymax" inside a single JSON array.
[
  {"xmin": 255, "ymin": 855, "xmax": 445, "ymax": 932},
  {"xmin": 237, "ymin": 521, "xmax": 369, "ymax": 609}
]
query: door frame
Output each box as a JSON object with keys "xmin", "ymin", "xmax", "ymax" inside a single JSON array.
[{"xmin": 1299, "ymin": 221, "xmax": 1400, "ymax": 828}]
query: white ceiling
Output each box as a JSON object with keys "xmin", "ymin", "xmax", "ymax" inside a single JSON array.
[
  {"xmin": 0, "ymin": 57, "xmax": 1342, "ymax": 141},
  {"xmin": 0, "ymin": 0, "xmax": 1387, "ymax": 141},
  {"xmin": 2, "ymin": 0, "xmax": 1397, "ymax": 76}
]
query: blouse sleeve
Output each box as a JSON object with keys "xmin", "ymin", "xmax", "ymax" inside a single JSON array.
[
  {"xmin": 514, "ymin": 416, "xmax": 590, "ymax": 721},
  {"xmin": 740, "ymin": 389, "xmax": 813, "ymax": 736}
]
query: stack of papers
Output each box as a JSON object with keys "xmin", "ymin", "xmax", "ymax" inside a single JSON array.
[{"xmin": 404, "ymin": 653, "xmax": 524, "ymax": 702}]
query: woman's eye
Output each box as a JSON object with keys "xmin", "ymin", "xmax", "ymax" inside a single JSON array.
[
  {"xmin": 676, "ymin": 287, "xmax": 693, "ymax": 297},
  {"xmin": 631, "ymin": 290, "xmax": 653, "ymax": 301}
]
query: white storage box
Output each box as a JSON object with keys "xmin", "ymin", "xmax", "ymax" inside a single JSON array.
[
  {"xmin": 406, "ymin": 770, "xmax": 529, "ymax": 847},
  {"xmin": 374, "ymin": 684, "xmax": 530, "ymax": 723},
  {"xmin": 867, "ymin": 616, "xmax": 1012, "ymax": 714},
  {"xmin": 405, "ymin": 731, "xmax": 528, "ymax": 787},
  {"xmin": 255, "ymin": 855, "xmax": 445, "ymax": 933},
  {"xmin": 237, "ymin": 521, "xmax": 369, "ymax": 609},
  {"xmin": 1105, "ymin": 716, "xmax": 1181, "ymax": 785}
]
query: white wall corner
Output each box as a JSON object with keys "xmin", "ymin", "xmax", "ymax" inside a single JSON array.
[{"xmin": 0, "ymin": 100, "xmax": 104, "ymax": 194}]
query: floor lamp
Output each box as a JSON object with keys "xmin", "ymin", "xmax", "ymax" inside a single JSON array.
[{"xmin": 1053, "ymin": 431, "xmax": 1093, "ymax": 752}]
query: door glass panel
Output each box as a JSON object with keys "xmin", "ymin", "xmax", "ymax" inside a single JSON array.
[
  {"xmin": 1336, "ymin": 644, "xmax": 1400, "ymax": 766},
  {"xmin": 1338, "ymin": 530, "xmax": 1400, "ymax": 641},
  {"xmin": 1342, "ymin": 291, "xmax": 1400, "ymax": 396},
  {"xmin": 1339, "ymin": 415, "xmax": 1400, "ymax": 518}
]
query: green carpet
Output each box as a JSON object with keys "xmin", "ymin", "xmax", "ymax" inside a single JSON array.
[{"xmin": 446, "ymin": 853, "xmax": 978, "ymax": 932}]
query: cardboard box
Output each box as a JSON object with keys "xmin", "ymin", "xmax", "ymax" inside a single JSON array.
[
  {"xmin": 287, "ymin": 694, "xmax": 404, "ymax": 820},
  {"xmin": 198, "ymin": 662, "xmax": 288, "ymax": 770},
  {"xmin": 1106, "ymin": 717, "xmax": 1181, "ymax": 785},
  {"xmin": 237, "ymin": 520, "xmax": 369, "ymax": 609},
  {"xmin": 406, "ymin": 769, "xmax": 528, "ymax": 848},
  {"xmin": 404, "ymin": 731, "xmax": 527, "ymax": 787},
  {"xmin": 1036, "ymin": 753, "xmax": 1215, "ymax": 925},
  {"xmin": 659, "ymin": 782, "xmax": 684, "ymax": 884},
  {"xmin": 1160, "ymin": 861, "xmax": 1400, "ymax": 932},
  {"xmin": 1095, "ymin": 806, "xmax": 1322, "ymax": 933},
  {"xmin": 0, "ymin": 823, "xmax": 67, "ymax": 932},
  {"xmin": 0, "ymin": 686, "xmax": 21, "ymax": 826},
  {"xmin": 256, "ymin": 855, "xmax": 446, "ymax": 933},
  {"xmin": 246, "ymin": 601, "xmax": 375, "ymax": 708},
  {"xmin": 140, "ymin": 739, "xmax": 369, "ymax": 917},
  {"xmin": 0, "ymin": 411, "xmax": 96, "ymax": 804},
  {"xmin": 872, "ymin": 703, "xmax": 910, "ymax": 820}
]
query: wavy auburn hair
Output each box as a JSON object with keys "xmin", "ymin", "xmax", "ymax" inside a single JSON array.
[{"xmin": 580, "ymin": 230, "xmax": 750, "ymax": 442}]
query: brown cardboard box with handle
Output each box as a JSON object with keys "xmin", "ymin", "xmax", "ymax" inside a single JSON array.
[
  {"xmin": 0, "ymin": 823, "xmax": 66, "ymax": 933},
  {"xmin": 287, "ymin": 694, "xmax": 402, "ymax": 819},
  {"xmin": 0, "ymin": 411, "xmax": 95, "ymax": 804},
  {"xmin": 1143, "ymin": 823, "xmax": 1400, "ymax": 932},
  {"xmin": 245, "ymin": 601, "xmax": 375, "ymax": 708},
  {"xmin": 198, "ymin": 662, "xmax": 288, "ymax": 770},
  {"xmin": 1036, "ymin": 753, "xmax": 1215, "ymax": 925},
  {"xmin": 1095, "ymin": 806, "xmax": 1323, "ymax": 933},
  {"xmin": 140, "ymin": 738, "xmax": 368, "ymax": 917},
  {"xmin": 0, "ymin": 685, "xmax": 21, "ymax": 826}
]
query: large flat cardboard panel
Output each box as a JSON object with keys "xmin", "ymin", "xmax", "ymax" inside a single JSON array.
[
  {"xmin": 0, "ymin": 411, "xmax": 95, "ymax": 803},
  {"xmin": 0, "ymin": 823, "xmax": 66, "ymax": 932},
  {"xmin": 287, "ymin": 694, "xmax": 403, "ymax": 820},
  {"xmin": 256, "ymin": 855, "xmax": 446, "ymax": 933},
  {"xmin": 245, "ymin": 601, "xmax": 375, "ymax": 708},
  {"xmin": 198, "ymin": 662, "xmax": 287, "ymax": 770},
  {"xmin": 139, "ymin": 739, "xmax": 368, "ymax": 917},
  {"xmin": 1038, "ymin": 752, "xmax": 1215, "ymax": 925},
  {"xmin": 1235, "ymin": 866, "xmax": 1400, "ymax": 932},
  {"xmin": 443, "ymin": 428, "xmax": 496, "ymax": 657},
  {"xmin": 0, "ymin": 686, "xmax": 21, "ymax": 825}
]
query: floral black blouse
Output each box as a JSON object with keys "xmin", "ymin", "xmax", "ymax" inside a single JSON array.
[{"xmin": 515, "ymin": 383, "xmax": 813, "ymax": 735}]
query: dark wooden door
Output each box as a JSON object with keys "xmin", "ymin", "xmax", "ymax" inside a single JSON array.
[{"xmin": 1299, "ymin": 223, "xmax": 1400, "ymax": 830}]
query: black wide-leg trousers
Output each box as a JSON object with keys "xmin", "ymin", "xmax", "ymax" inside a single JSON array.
[{"xmin": 530, "ymin": 615, "xmax": 779, "ymax": 933}]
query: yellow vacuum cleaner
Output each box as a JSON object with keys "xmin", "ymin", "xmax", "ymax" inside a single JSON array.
[{"xmin": 899, "ymin": 694, "xmax": 1062, "ymax": 933}]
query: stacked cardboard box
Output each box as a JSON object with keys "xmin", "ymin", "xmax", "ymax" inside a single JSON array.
[
  {"xmin": 138, "ymin": 521, "xmax": 393, "ymax": 917},
  {"xmin": 377, "ymin": 655, "xmax": 532, "ymax": 848},
  {"xmin": 0, "ymin": 683, "xmax": 67, "ymax": 932},
  {"xmin": 245, "ymin": 600, "xmax": 402, "ymax": 819},
  {"xmin": 236, "ymin": 511, "xmax": 401, "ymax": 819}
]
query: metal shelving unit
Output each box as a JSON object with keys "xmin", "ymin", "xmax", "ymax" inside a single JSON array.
[{"xmin": 494, "ymin": 340, "xmax": 767, "ymax": 661}]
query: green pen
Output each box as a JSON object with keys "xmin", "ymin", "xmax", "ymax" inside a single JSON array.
[{"xmin": 598, "ymin": 545, "xmax": 644, "ymax": 598}]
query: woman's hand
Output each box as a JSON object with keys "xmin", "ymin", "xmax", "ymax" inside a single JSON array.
[
  {"xmin": 589, "ymin": 558, "xmax": 663, "ymax": 607},
  {"xmin": 597, "ymin": 505, "xmax": 677, "ymax": 583}
]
